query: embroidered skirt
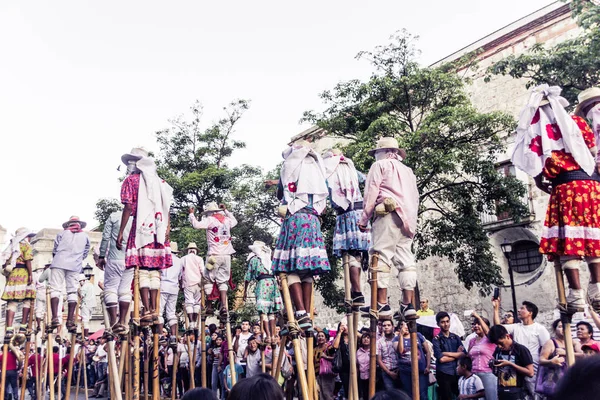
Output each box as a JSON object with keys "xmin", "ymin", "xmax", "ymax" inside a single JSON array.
[
  {"xmin": 271, "ymin": 211, "xmax": 330, "ymax": 275},
  {"xmin": 540, "ymin": 180, "xmax": 600, "ymax": 260},
  {"xmin": 254, "ymin": 277, "xmax": 283, "ymax": 315},
  {"xmin": 1, "ymin": 265, "xmax": 35, "ymax": 302},
  {"xmin": 332, "ymin": 210, "xmax": 371, "ymax": 257},
  {"xmin": 125, "ymin": 219, "xmax": 172, "ymax": 270}
]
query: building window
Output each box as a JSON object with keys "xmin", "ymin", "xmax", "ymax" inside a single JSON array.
[
  {"xmin": 509, "ymin": 240, "xmax": 542, "ymax": 273},
  {"xmin": 496, "ymin": 162, "xmax": 517, "ymax": 221}
]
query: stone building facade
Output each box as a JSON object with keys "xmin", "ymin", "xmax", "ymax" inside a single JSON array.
[{"xmin": 297, "ymin": 1, "xmax": 589, "ymax": 331}]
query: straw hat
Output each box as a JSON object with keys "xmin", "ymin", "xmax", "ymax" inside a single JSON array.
[
  {"xmin": 170, "ymin": 242, "xmax": 180, "ymax": 254},
  {"xmin": 248, "ymin": 240, "xmax": 268, "ymax": 255},
  {"xmin": 14, "ymin": 227, "xmax": 35, "ymax": 241},
  {"xmin": 62, "ymin": 216, "xmax": 87, "ymax": 229},
  {"xmin": 368, "ymin": 137, "xmax": 401, "ymax": 156},
  {"xmin": 294, "ymin": 139, "xmax": 311, "ymax": 148},
  {"xmin": 575, "ymin": 87, "xmax": 600, "ymax": 117},
  {"xmin": 202, "ymin": 202, "xmax": 222, "ymax": 215},
  {"xmin": 186, "ymin": 242, "xmax": 199, "ymax": 251},
  {"xmin": 121, "ymin": 147, "xmax": 149, "ymax": 165}
]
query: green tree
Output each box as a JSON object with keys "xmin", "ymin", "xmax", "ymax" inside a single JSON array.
[
  {"xmin": 94, "ymin": 198, "xmax": 122, "ymax": 231},
  {"xmin": 487, "ymin": 0, "xmax": 600, "ymax": 105},
  {"xmin": 304, "ymin": 31, "xmax": 528, "ymax": 309}
]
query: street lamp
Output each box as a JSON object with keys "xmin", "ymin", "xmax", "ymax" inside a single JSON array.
[
  {"xmin": 500, "ymin": 239, "xmax": 519, "ymax": 320},
  {"xmin": 83, "ymin": 263, "xmax": 94, "ymax": 279}
]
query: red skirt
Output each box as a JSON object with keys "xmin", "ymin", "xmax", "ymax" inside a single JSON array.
[{"xmin": 540, "ymin": 180, "xmax": 600, "ymax": 259}]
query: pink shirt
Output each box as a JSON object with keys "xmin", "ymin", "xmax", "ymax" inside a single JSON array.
[
  {"xmin": 189, "ymin": 212, "xmax": 237, "ymax": 255},
  {"xmin": 180, "ymin": 253, "xmax": 204, "ymax": 287},
  {"xmin": 359, "ymin": 158, "xmax": 419, "ymax": 237},
  {"xmin": 468, "ymin": 335, "xmax": 496, "ymax": 373},
  {"xmin": 356, "ymin": 347, "xmax": 370, "ymax": 380}
]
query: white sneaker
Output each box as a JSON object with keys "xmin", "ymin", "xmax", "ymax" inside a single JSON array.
[
  {"xmin": 588, "ymin": 283, "xmax": 600, "ymax": 312},
  {"xmin": 566, "ymin": 288, "xmax": 586, "ymax": 312}
]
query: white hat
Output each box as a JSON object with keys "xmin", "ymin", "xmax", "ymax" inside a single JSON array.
[
  {"xmin": 121, "ymin": 147, "xmax": 149, "ymax": 165},
  {"xmin": 368, "ymin": 137, "xmax": 401, "ymax": 156},
  {"xmin": 202, "ymin": 202, "xmax": 223, "ymax": 215},
  {"xmin": 248, "ymin": 240, "xmax": 268, "ymax": 255},
  {"xmin": 170, "ymin": 242, "xmax": 179, "ymax": 254},
  {"xmin": 15, "ymin": 227, "xmax": 35, "ymax": 239},
  {"xmin": 575, "ymin": 87, "xmax": 600, "ymax": 117},
  {"xmin": 78, "ymin": 274, "xmax": 87, "ymax": 282},
  {"xmin": 62, "ymin": 216, "xmax": 87, "ymax": 229}
]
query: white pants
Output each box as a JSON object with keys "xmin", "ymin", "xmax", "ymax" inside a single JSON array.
[
  {"xmin": 80, "ymin": 306, "xmax": 92, "ymax": 328},
  {"xmin": 139, "ymin": 269, "xmax": 160, "ymax": 290},
  {"xmin": 35, "ymin": 290, "xmax": 46, "ymax": 319},
  {"xmin": 370, "ymin": 212, "xmax": 417, "ymax": 291},
  {"xmin": 49, "ymin": 268, "xmax": 79, "ymax": 303},
  {"xmin": 203, "ymin": 255, "xmax": 230, "ymax": 293},
  {"xmin": 184, "ymin": 285, "xmax": 202, "ymax": 315},
  {"xmin": 103, "ymin": 259, "xmax": 134, "ymax": 304},
  {"xmin": 159, "ymin": 292, "xmax": 178, "ymax": 327}
]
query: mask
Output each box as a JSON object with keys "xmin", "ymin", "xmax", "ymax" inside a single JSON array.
[
  {"xmin": 126, "ymin": 161, "xmax": 139, "ymax": 175},
  {"xmin": 587, "ymin": 104, "xmax": 600, "ymax": 136},
  {"xmin": 375, "ymin": 149, "xmax": 399, "ymax": 162}
]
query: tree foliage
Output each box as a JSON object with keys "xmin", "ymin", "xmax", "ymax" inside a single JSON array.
[
  {"xmin": 94, "ymin": 198, "xmax": 122, "ymax": 231},
  {"xmin": 486, "ymin": 0, "xmax": 600, "ymax": 105},
  {"xmin": 304, "ymin": 31, "xmax": 528, "ymax": 307}
]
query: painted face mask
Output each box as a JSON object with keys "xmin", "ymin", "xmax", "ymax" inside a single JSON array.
[{"xmin": 126, "ymin": 160, "xmax": 139, "ymax": 175}]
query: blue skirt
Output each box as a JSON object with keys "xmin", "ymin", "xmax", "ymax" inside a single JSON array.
[
  {"xmin": 333, "ymin": 210, "xmax": 371, "ymax": 256},
  {"xmin": 272, "ymin": 211, "xmax": 330, "ymax": 275}
]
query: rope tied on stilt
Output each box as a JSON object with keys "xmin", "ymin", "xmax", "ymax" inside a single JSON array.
[
  {"xmin": 287, "ymin": 320, "xmax": 301, "ymax": 337},
  {"xmin": 369, "ymin": 308, "xmax": 379, "ymax": 320}
]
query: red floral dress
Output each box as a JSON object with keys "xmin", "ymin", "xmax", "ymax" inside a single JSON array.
[
  {"xmin": 540, "ymin": 116, "xmax": 600, "ymax": 259},
  {"xmin": 121, "ymin": 173, "xmax": 172, "ymax": 269}
]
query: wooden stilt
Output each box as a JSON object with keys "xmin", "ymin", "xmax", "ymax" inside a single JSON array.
[
  {"xmin": 183, "ymin": 309, "xmax": 196, "ymax": 389},
  {"xmin": 273, "ymin": 334, "xmax": 287, "ymax": 379},
  {"xmin": 35, "ymin": 327, "xmax": 41, "ymax": 400},
  {"xmin": 278, "ymin": 273, "xmax": 309, "ymax": 400},
  {"xmin": 40, "ymin": 347, "xmax": 48, "ymax": 400},
  {"xmin": 171, "ymin": 327, "xmax": 180, "ymax": 400},
  {"xmin": 408, "ymin": 318, "xmax": 420, "ymax": 400},
  {"xmin": 200, "ymin": 288, "xmax": 207, "ymax": 388},
  {"xmin": 307, "ymin": 288, "xmax": 316, "ymax": 400},
  {"xmin": 19, "ymin": 299, "xmax": 36, "ymax": 400},
  {"xmin": 64, "ymin": 297, "xmax": 80, "ymax": 400},
  {"xmin": 260, "ymin": 314, "xmax": 267, "ymax": 374},
  {"xmin": 152, "ymin": 289, "xmax": 161, "ymax": 400},
  {"xmin": 57, "ymin": 342, "xmax": 63, "ymax": 400},
  {"xmin": 132, "ymin": 266, "xmax": 142, "ymax": 400},
  {"xmin": 100, "ymin": 293, "xmax": 124, "ymax": 400},
  {"xmin": 119, "ymin": 337, "xmax": 127, "ymax": 387},
  {"xmin": 46, "ymin": 286, "xmax": 56, "ymax": 400},
  {"xmin": 368, "ymin": 253, "xmax": 379, "ymax": 400},
  {"xmin": 224, "ymin": 309, "xmax": 237, "ymax": 387},
  {"xmin": 82, "ymin": 340, "xmax": 89, "ymax": 400},
  {"xmin": 125, "ymin": 335, "xmax": 132, "ymax": 400},
  {"xmin": 1, "ymin": 328, "xmax": 9, "ymax": 400},
  {"xmin": 75, "ymin": 346, "xmax": 83, "ymax": 400},
  {"xmin": 554, "ymin": 260, "xmax": 576, "ymax": 366},
  {"xmin": 143, "ymin": 330, "xmax": 150, "ymax": 400},
  {"xmin": 342, "ymin": 253, "xmax": 359, "ymax": 400}
]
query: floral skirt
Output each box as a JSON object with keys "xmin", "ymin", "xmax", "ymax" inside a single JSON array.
[
  {"xmin": 540, "ymin": 180, "xmax": 600, "ymax": 259},
  {"xmin": 333, "ymin": 210, "xmax": 371, "ymax": 257},
  {"xmin": 254, "ymin": 278, "xmax": 283, "ymax": 315},
  {"xmin": 1, "ymin": 266, "xmax": 35, "ymax": 302},
  {"xmin": 272, "ymin": 211, "xmax": 330, "ymax": 275}
]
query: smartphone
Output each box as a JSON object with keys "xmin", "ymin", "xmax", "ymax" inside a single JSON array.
[
  {"xmin": 464, "ymin": 310, "xmax": 474, "ymax": 317},
  {"xmin": 493, "ymin": 287, "xmax": 500, "ymax": 300}
]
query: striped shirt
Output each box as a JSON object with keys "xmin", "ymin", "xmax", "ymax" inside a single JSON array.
[{"xmin": 458, "ymin": 374, "xmax": 484, "ymax": 397}]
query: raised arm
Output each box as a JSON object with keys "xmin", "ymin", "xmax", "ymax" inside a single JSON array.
[{"xmin": 189, "ymin": 209, "xmax": 210, "ymax": 230}]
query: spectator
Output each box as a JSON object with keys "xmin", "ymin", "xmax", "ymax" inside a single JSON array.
[
  {"xmin": 397, "ymin": 321, "xmax": 430, "ymax": 399},
  {"xmin": 457, "ymin": 357, "xmax": 484, "ymax": 399},
  {"xmin": 432, "ymin": 311, "xmax": 465, "ymax": 400},
  {"xmin": 538, "ymin": 319, "xmax": 567, "ymax": 397},
  {"xmin": 233, "ymin": 320, "xmax": 252, "ymax": 374},
  {"xmin": 315, "ymin": 330, "xmax": 335, "ymax": 400},
  {"xmin": 377, "ymin": 319, "xmax": 402, "ymax": 390},
  {"xmin": 488, "ymin": 325, "xmax": 534, "ymax": 400},
  {"xmin": 222, "ymin": 361, "xmax": 244, "ymax": 399},
  {"xmin": 371, "ymin": 388, "xmax": 411, "ymax": 400},
  {"xmin": 210, "ymin": 335, "xmax": 224, "ymax": 397},
  {"xmin": 416, "ymin": 298, "xmax": 435, "ymax": 317},
  {"xmin": 549, "ymin": 354, "xmax": 600, "ymax": 400},
  {"xmin": 332, "ymin": 322, "xmax": 351, "ymax": 399},
  {"xmin": 244, "ymin": 336, "xmax": 262, "ymax": 378},
  {"xmin": 228, "ymin": 373, "xmax": 284, "ymax": 400},
  {"xmin": 178, "ymin": 336, "xmax": 191, "ymax": 395},
  {"xmin": 356, "ymin": 333, "xmax": 371, "ymax": 400},
  {"xmin": 575, "ymin": 320, "xmax": 596, "ymax": 350},
  {"xmin": 581, "ymin": 343, "xmax": 600, "ymax": 356},
  {"xmin": 502, "ymin": 310, "xmax": 516, "ymax": 325},
  {"xmin": 0, "ymin": 346, "xmax": 20, "ymax": 400},
  {"xmin": 182, "ymin": 387, "xmax": 218, "ymax": 400},
  {"xmin": 467, "ymin": 312, "xmax": 497, "ymax": 400},
  {"xmin": 493, "ymin": 299, "xmax": 549, "ymax": 397}
]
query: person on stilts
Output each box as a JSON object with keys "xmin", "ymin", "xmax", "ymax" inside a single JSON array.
[
  {"xmin": 242, "ymin": 240, "xmax": 283, "ymax": 344},
  {"xmin": 180, "ymin": 243, "xmax": 204, "ymax": 339},
  {"xmin": 188, "ymin": 202, "xmax": 236, "ymax": 321},
  {"xmin": 49, "ymin": 216, "xmax": 90, "ymax": 334},
  {"xmin": 271, "ymin": 140, "xmax": 331, "ymax": 332},
  {"xmin": 0, "ymin": 227, "xmax": 37, "ymax": 338},
  {"xmin": 98, "ymin": 208, "xmax": 134, "ymax": 336},
  {"xmin": 34, "ymin": 264, "xmax": 51, "ymax": 335},
  {"xmin": 159, "ymin": 242, "xmax": 182, "ymax": 347},
  {"xmin": 78, "ymin": 274, "xmax": 96, "ymax": 339},
  {"xmin": 358, "ymin": 137, "xmax": 419, "ymax": 320}
]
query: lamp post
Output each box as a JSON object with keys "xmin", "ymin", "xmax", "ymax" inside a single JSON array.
[
  {"xmin": 500, "ymin": 239, "xmax": 518, "ymax": 319},
  {"xmin": 83, "ymin": 263, "xmax": 94, "ymax": 280}
]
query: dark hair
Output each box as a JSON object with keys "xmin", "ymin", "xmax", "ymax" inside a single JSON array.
[
  {"xmin": 459, "ymin": 357, "xmax": 473, "ymax": 371},
  {"xmin": 360, "ymin": 334, "xmax": 370, "ymax": 347},
  {"xmin": 487, "ymin": 325, "xmax": 509, "ymax": 345},
  {"xmin": 371, "ymin": 389, "xmax": 411, "ymax": 400},
  {"xmin": 577, "ymin": 321, "xmax": 594, "ymax": 337},
  {"xmin": 522, "ymin": 301, "xmax": 538, "ymax": 319},
  {"xmin": 436, "ymin": 311, "xmax": 450, "ymax": 324},
  {"xmin": 247, "ymin": 336, "xmax": 257, "ymax": 343},
  {"xmin": 241, "ymin": 319, "xmax": 250, "ymax": 325},
  {"xmin": 472, "ymin": 317, "xmax": 490, "ymax": 327},
  {"xmin": 53, "ymin": 346, "xmax": 59, "ymax": 353},
  {"xmin": 209, "ymin": 324, "xmax": 217, "ymax": 333},
  {"xmin": 552, "ymin": 319, "xmax": 561, "ymax": 332},
  {"xmin": 552, "ymin": 355, "xmax": 600, "ymax": 399},
  {"xmin": 181, "ymin": 387, "xmax": 217, "ymax": 400},
  {"xmin": 228, "ymin": 373, "xmax": 284, "ymax": 400}
]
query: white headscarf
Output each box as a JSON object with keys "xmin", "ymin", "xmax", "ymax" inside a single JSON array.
[
  {"xmin": 322, "ymin": 151, "xmax": 362, "ymax": 211},
  {"xmin": 247, "ymin": 242, "xmax": 272, "ymax": 270},
  {"xmin": 134, "ymin": 156, "xmax": 174, "ymax": 249},
  {"xmin": 280, "ymin": 144, "xmax": 328, "ymax": 215},
  {"xmin": 512, "ymin": 84, "xmax": 595, "ymax": 177},
  {"xmin": 587, "ymin": 104, "xmax": 600, "ymax": 160},
  {"xmin": 0, "ymin": 229, "xmax": 32, "ymax": 270}
]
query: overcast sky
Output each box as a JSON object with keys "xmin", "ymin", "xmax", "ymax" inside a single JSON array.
[{"xmin": 0, "ymin": 0, "xmax": 555, "ymax": 236}]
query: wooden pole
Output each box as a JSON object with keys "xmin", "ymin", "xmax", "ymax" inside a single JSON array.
[
  {"xmin": 224, "ymin": 309, "xmax": 237, "ymax": 387},
  {"xmin": 308, "ymin": 288, "xmax": 316, "ymax": 400},
  {"xmin": 35, "ymin": 328, "xmax": 41, "ymax": 400},
  {"xmin": 408, "ymin": 318, "xmax": 420, "ymax": 400},
  {"xmin": 82, "ymin": 340, "xmax": 89, "ymax": 400},
  {"xmin": 0, "ymin": 329, "xmax": 9, "ymax": 400},
  {"xmin": 171, "ymin": 327, "xmax": 180, "ymax": 400},
  {"xmin": 273, "ymin": 334, "xmax": 287, "ymax": 379},
  {"xmin": 132, "ymin": 266, "xmax": 142, "ymax": 400},
  {"xmin": 183, "ymin": 309, "xmax": 196, "ymax": 389},
  {"xmin": 152, "ymin": 289, "xmax": 161, "ymax": 400},
  {"xmin": 143, "ymin": 330, "xmax": 150, "ymax": 400},
  {"xmin": 278, "ymin": 273, "xmax": 309, "ymax": 400},
  {"xmin": 57, "ymin": 341, "xmax": 63, "ymax": 400},
  {"xmin": 368, "ymin": 253, "xmax": 379, "ymax": 400},
  {"xmin": 64, "ymin": 297, "xmax": 80, "ymax": 400},
  {"xmin": 75, "ymin": 346, "xmax": 83, "ymax": 400},
  {"xmin": 125, "ymin": 335, "xmax": 132, "ymax": 400},
  {"xmin": 19, "ymin": 298, "xmax": 36, "ymax": 400},
  {"xmin": 46, "ymin": 286, "xmax": 56, "ymax": 400},
  {"xmin": 261, "ymin": 314, "xmax": 267, "ymax": 374},
  {"xmin": 554, "ymin": 260, "xmax": 576, "ymax": 366},
  {"xmin": 100, "ymin": 293, "xmax": 124, "ymax": 400},
  {"xmin": 119, "ymin": 337, "xmax": 127, "ymax": 387},
  {"xmin": 200, "ymin": 288, "xmax": 207, "ymax": 388},
  {"xmin": 342, "ymin": 253, "xmax": 359, "ymax": 400}
]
